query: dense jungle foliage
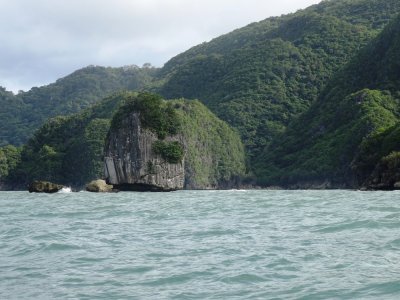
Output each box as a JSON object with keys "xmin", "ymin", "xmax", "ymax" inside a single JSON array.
[
  {"xmin": 256, "ymin": 14, "xmax": 400, "ymax": 188},
  {"xmin": 0, "ymin": 65, "xmax": 157, "ymax": 146},
  {"xmin": 157, "ymin": 0, "xmax": 400, "ymax": 163},
  {"xmin": 0, "ymin": 145, "xmax": 21, "ymax": 181},
  {"xmin": 5, "ymin": 93, "xmax": 129, "ymax": 188}
]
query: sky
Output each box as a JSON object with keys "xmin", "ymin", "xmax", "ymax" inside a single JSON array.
[{"xmin": 0, "ymin": 0, "xmax": 321, "ymax": 92}]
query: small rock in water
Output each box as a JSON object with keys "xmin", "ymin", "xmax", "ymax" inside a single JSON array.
[
  {"xmin": 86, "ymin": 179, "xmax": 114, "ymax": 193},
  {"xmin": 28, "ymin": 181, "xmax": 64, "ymax": 193}
]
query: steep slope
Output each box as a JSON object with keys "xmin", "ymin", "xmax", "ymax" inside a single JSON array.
[
  {"xmin": 257, "ymin": 15, "xmax": 400, "ymax": 188},
  {"xmin": 157, "ymin": 0, "xmax": 400, "ymax": 162},
  {"xmin": 0, "ymin": 65, "xmax": 157, "ymax": 146}
]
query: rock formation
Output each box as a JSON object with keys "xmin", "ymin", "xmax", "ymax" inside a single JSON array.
[
  {"xmin": 86, "ymin": 179, "xmax": 114, "ymax": 193},
  {"xmin": 104, "ymin": 93, "xmax": 246, "ymax": 191},
  {"xmin": 363, "ymin": 152, "xmax": 400, "ymax": 190},
  {"xmin": 105, "ymin": 112, "xmax": 185, "ymax": 191},
  {"xmin": 28, "ymin": 181, "xmax": 64, "ymax": 193}
]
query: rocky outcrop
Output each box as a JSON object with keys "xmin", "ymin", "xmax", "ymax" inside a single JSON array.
[
  {"xmin": 104, "ymin": 113, "xmax": 185, "ymax": 191},
  {"xmin": 86, "ymin": 179, "xmax": 114, "ymax": 193},
  {"xmin": 28, "ymin": 181, "xmax": 64, "ymax": 193},
  {"xmin": 104, "ymin": 93, "xmax": 246, "ymax": 191},
  {"xmin": 363, "ymin": 152, "xmax": 400, "ymax": 190}
]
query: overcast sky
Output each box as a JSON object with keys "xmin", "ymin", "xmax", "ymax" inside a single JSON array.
[{"xmin": 0, "ymin": 0, "xmax": 321, "ymax": 92}]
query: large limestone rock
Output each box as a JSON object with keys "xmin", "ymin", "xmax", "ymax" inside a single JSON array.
[
  {"xmin": 104, "ymin": 113, "xmax": 184, "ymax": 191},
  {"xmin": 29, "ymin": 181, "xmax": 64, "ymax": 193}
]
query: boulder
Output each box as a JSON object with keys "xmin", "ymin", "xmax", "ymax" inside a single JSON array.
[
  {"xmin": 28, "ymin": 181, "xmax": 64, "ymax": 193},
  {"xmin": 86, "ymin": 179, "xmax": 114, "ymax": 193}
]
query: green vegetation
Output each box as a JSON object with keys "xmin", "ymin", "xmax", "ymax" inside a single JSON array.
[
  {"xmin": 256, "ymin": 14, "xmax": 400, "ymax": 187},
  {"xmin": 0, "ymin": 145, "xmax": 21, "ymax": 180},
  {"xmin": 3, "ymin": 0, "xmax": 399, "ymax": 161},
  {"xmin": 111, "ymin": 92, "xmax": 179, "ymax": 139},
  {"xmin": 172, "ymin": 100, "xmax": 247, "ymax": 188},
  {"xmin": 3, "ymin": 0, "xmax": 400, "ymax": 189},
  {"xmin": 153, "ymin": 141, "xmax": 184, "ymax": 164},
  {"xmin": 6, "ymin": 93, "xmax": 130, "ymax": 187},
  {"xmin": 352, "ymin": 123, "xmax": 400, "ymax": 187},
  {"xmin": 0, "ymin": 65, "xmax": 158, "ymax": 146},
  {"xmin": 156, "ymin": 0, "xmax": 400, "ymax": 164},
  {"xmin": 5, "ymin": 92, "xmax": 245, "ymax": 189}
]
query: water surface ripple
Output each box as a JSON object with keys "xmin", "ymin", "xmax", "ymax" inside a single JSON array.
[{"xmin": 1, "ymin": 190, "xmax": 400, "ymax": 299}]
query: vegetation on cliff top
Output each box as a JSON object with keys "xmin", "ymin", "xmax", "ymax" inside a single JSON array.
[{"xmin": 111, "ymin": 92, "xmax": 179, "ymax": 139}]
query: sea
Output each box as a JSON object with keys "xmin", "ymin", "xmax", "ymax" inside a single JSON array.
[{"xmin": 1, "ymin": 190, "xmax": 400, "ymax": 299}]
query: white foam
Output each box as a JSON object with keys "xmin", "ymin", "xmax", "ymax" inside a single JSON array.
[{"xmin": 58, "ymin": 187, "xmax": 72, "ymax": 193}]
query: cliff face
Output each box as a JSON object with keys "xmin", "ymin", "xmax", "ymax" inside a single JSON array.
[{"xmin": 105, "ymin": 113, "xmax": 185, "ymax": 191}]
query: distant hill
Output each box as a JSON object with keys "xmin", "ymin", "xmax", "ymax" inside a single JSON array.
[
  {"xmin": 156, "ymin": 0, "xmax": 400, "ymax": 162},
  {"xmin": 0, "ymin": 65, "xmax": 158, "ymax": 146},
  {"xmin": 256, "ymin": 14, "xmax": 400, "ymax": 188}
]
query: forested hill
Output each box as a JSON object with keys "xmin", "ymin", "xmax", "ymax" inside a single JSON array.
[
  {"xmin": 5, "ymin": 92, "xmax": 245, "ymax": 189},
  {"xmin": 256, "ymin": 14, "xmax": 400, "ymax": 188},
  {"xmin": 0, "ymin": 65, "xmax": 158, "ymax": 146},
  {"xmin": 157, "ymin": 0, "xmax": 400, "ymax": 162},
  {"xmin": 3, "ymin": 0, "xmax": 400, "ymax": 188}
]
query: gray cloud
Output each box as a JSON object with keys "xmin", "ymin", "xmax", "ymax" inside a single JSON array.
[{"xmin": 0, "ymin": 0, "xmax": 321, "ymax": 92}]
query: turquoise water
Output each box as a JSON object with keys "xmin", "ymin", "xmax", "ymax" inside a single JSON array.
[{"xmin": 1, "ymin": 190, "xmax": 400, "ymax": 299}]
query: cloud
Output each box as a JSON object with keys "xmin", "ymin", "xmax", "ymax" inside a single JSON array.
[{"xmin": 0, "ymin": 0, "xmax": 321, "ymax": 92}]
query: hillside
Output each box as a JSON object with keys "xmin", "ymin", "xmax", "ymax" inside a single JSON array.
[
  {"xmin": 256, "ymin": 14, "xmax": 400, "ymax": 188},
  {"xmin": 156, "ymin": 0, "xmax": 400, "ymax": 162},
  {"xmin": 0, "ymin": 65, "xmax": 157, "ymax": 146},
  {"xmin": 6, "ymin": 93, "xmax": 127, "ymax": 188},
  {"xmin": 6, "ymin": 92, "xmax": 245, "ymax": 189}
]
